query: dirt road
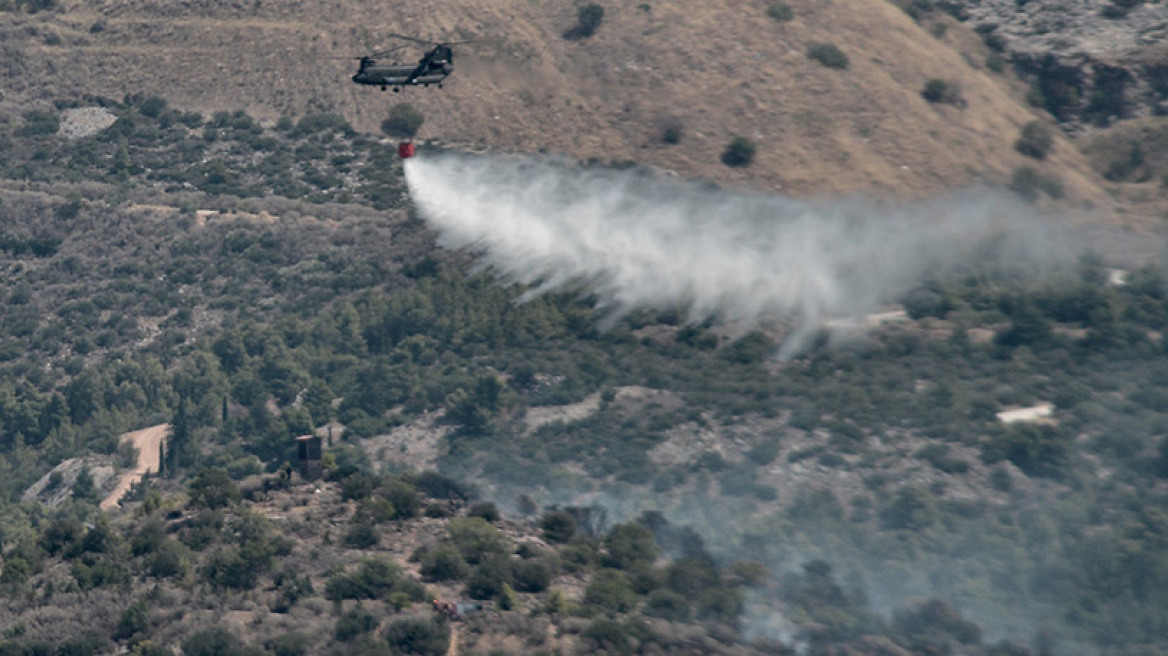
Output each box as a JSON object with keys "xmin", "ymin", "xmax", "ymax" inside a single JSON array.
[{"xmin": 100, "ymin": 423, "xmax": 170, "ymax": 511}]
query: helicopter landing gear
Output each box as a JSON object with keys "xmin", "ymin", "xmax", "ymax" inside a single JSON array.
[
  {"xmin": 380, "ymin": 86, "xmax": 387, "ymax": 92},
  {"xmin": 393, "ymin": 87, "xmax": 401, "ymax": 93}
]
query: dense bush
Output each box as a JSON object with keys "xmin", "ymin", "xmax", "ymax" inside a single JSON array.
[
  {"xmin": 419, "ymin": 545, "xmax": 469, "ymax": 581},
  {"xmin": 807, "ymin": 42, "xmax": 849, "ymax": 69},
  {"xmin": 1014, "ymin": 120, "xmax": 1054, "ymax": 159},
  {"xmin": 336, "ymin": 606, "xmax": 378, "ymax": 642},
  {"xmin": 511, "ymin": 559, "xmax": 552, "ymax": 592},
  {"xmin": 1008, "ymin": 165, "xmax": 1063, "ymax": 201},
  {"xmin": 380, "ymin": 104, "xmax": 425, "ymax": 139},
  {"xmin": 892, "ymin": 598, "xmax": 982, "ymax": 646},
  {"xmin": 447, "ymin": 517, "xmax": 512, "ymax": 564},
  {"xmin": 383, "ymin": 617, "xmax": 450, "ymax": 656},
  {"xmin": 564, "ymin": 3, "xmax": 605, "ymax": 39},
  {"xmin": 921, "ymin": 78, "xmax": 963, "ymax": 106},
  {"xmin": 187, "ymin": 468, "xmax": 240, "ymax": 509},
  {"xmin": 467, "ymin": 501, "xmax": 500, "ymax": 522},
  {"xmin": 660, "ymin": 119, "xmax": 683, "ymax": 145},
  {"xmin": 540, "ymin": 511, "xmax": 577, "ymax": 543},
  {"xmin": 767, "ymin": 3, "xmax": 794, "ymax": 21},
  {"xmin": 325, "ymin": 558, "xmax": 403, "ymax": 600},
  {"xmin": 720, "ymin": 136, "xmax": 757, "ymax": 168},
  {"xmin": 983, "ymin": 424, "xmax": 1070, "ymax": 478},
  {"xmin": 182, "ymin": 628, "xmax": 243, "ymax": 656},
  {"xmin": 16, "ymin": 110, "xmax": 58, "ymax": 137},
  {"xmin": 643, "ymin": 589, "xmax": 692, "ymax": 621}
]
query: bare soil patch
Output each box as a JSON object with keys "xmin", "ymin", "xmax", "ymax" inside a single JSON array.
[{"xmin": 101, "ymin": 423, "xmax": 170, "ymax": 511}]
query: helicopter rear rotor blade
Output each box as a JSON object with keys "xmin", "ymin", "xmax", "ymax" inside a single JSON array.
[
  {"xmin": 386, "ymin": 33, "xmax": 477, "ymax": 47},
  {"xmin": 386, "ymin": 33, "xmax": 438, "ymax": 46}
]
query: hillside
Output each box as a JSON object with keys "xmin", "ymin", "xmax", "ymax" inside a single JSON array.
[
  {"xmin": 4, "ymin": 1, "xmax": 1168, "ymax": 656},
  {"xmin": 0, "ymin": 0, "xmax": 1116, "ymax": 201}
]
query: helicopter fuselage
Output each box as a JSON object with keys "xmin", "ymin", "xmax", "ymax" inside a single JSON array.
[
  {"xmin": 350, "ymin": 62, "xmax": 450, "ymax": 88},
  {"xmin": 348, "ymin": 46, "xmax": 453, "ymax": 91}
]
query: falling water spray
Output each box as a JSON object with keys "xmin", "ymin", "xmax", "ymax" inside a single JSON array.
[{"xmin": 404, "ymin": 151, "xmax": 1047, "ymax": 353}]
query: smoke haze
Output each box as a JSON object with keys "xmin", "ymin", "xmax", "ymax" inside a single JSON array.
[{"xmin": 404, "ymin": 152, "xmax": 1048, "ymax": 352}]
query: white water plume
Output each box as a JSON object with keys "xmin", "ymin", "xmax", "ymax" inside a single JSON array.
[{"xmin": 405, "ymin": 152, "xmax": 1044, "ymax": 354}]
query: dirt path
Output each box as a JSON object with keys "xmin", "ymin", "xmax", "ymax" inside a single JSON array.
[
  {"xmin": 100, "ymin": 423, "xmax": 170, "ymax": 511},
  {"xmin": 447, "ymin": 625, "xmax": 459, "ymax": 656}
]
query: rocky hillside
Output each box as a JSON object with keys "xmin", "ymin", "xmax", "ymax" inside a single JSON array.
[
  {"xmin": 954, "ymin": 0, "xmax": 1167, "ymax": 129},
  {"xmin": 0, "ymin": 0, "xmax": 1122, "ymax": 203}
]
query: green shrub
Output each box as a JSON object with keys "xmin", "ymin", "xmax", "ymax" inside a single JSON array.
[
  {"xmin": 892, "ymin": 598, "xmax": 982, "ymax": 645},
  {"xmin": 113, "ymin": 601, "xmax": 149, "ymax": 641},
  {"xmin": 380, "ymin": 104, "xmax": 425, "ymax": 139},
  {"xmin": 603, "ymin": 523, "xmax": 658, "ymax": 570},
  {"xmin": 807, "ymin": 42, "xmax": 849, "ymax": 69},
  {"xmin": 138, "ymin": 96, "xmax": 168, "ymax": 119},
  {"xmin": 1014, "ymin": 120, "xmax": 1054, "ymax": 159},
  {"xmin": 72, "ymin": 465, "xmax": 98, "ymax": 502},
  {"xmin": 419, "ymin": 545, "xmax": 469, "ymax": 581},
  {"xmin": 1103, "ymin": 143, "xmax": 1147, "ymax": 182},
  {"xmin": 0, "ymin": 557, "xmax": 30, "ymax": 586},
  {"xmin": 465, "ymin": 557, "xmax": 513, "ymax": 600},
  {"xmin": 747, "ymin": 437, "xmax": 782, "ymax": 465},
  {"xmin": 264, "ymin": 633, "xmax": 308, "ymax": 656},
  {"xmin": 921, "ymin": 78, "xmax": 963, "ymax": 106},
  {"xmin": 182, "ymin": 628, "xmax": 243, "ymax": 656},
  {"xmin": 582, "ymin": 619, "xmax": 632, "ymax": 654},
  {"xmin": 336, "ymin": 606, "xmax": 378, "ymax": 641},
  {"xmin": 467, "ymin": 501, "xmax": 500, "ymax": 522},
  {"xmin": 660, "ymin": 119, "xmax": 683, "ymax": 145},
  {"xmin": 767, "ymin": 3, "xmax": 794, "ymax": 21},
  {"xmin": 325, "ymin": 558, "xmax": 401, "ymax": 601},
  {"xmin": 187, "ymin": 468, "xmax": 240, "ymax": 509},
  {"xmin": 565, "ymin": 3, "xmax": 605, "ymax": 39},
  {"xmin": 643, "ymin": 589, "xmax": 692, "ymax": 621},
  {"xmin": 448, "ymin": 517, "xmax": 512, "ymax": 564},
  {"xmin": 983, "ymin": 424, "xmax": 1069, "ymax": 478},
  {"xmin": 1100, "ymin": 1, "xmax": 1135, "ymax": 18},
  {"xmin": 146, "ymin": 539, "xmax": 189, "ymax": 578},
  {"xmin": 57, "ymin": 636, "xmax": 103, "ymax": 656},
  {"xmin": 583, "ymin": 569, "xmax": 639, "ymax": 612},
  {"xmin": 2, "ymin": 0, "xmax": 58, "ymax": 13},
  {"xmin": 16, "ymin": 110, "xmax": 59, "ymax": 137},
  {"xmin": 134, "ymin": 520, "xmax": 166, "ymax": 557},
  {"xmin": 383, "ymin": 618, "xmax": 449, "ymax": 656},
  {"xmin": 880, "ymin": 486, "xmax": 939, "ymax": 530},
  {"xmin": 720, "ymin": 136, "xmax": 757, "ymax": 168},
  {"xmin": 540, "ymin": 511, "xmax": 577, "ymax": 543},
  {"xmin": 343, "ymin": 519, "xmax": 379, "ymax": 549},
  {"xmin": 1008, "ymin": 165, "xmax": 1063, "ymax": 202},
  {"xmin": 982, "ymin": 31, "xmax": 1006, "ymax": 53},
  {"xmin": 378, "ymin": 479, "xmax": 421, "ymax": 519},
  {"xmin": 413, "ymin": 471, "xmax": 473, "ymax": 500},
  {"xmin": 512, "ymin": 559, "xmax": 552, "ymax": 592}
]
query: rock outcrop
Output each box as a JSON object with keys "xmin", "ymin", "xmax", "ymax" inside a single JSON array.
[{"xmin": 955, "ymin": 0, "xmax": 1168, "ymax": 129}]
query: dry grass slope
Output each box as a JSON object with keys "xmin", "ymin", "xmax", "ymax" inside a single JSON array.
[{"xmin": 1, "ymin": 0, "xmax": 1113, "ymax": 203}]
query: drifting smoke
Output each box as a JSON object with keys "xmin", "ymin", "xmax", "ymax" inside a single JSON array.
[{"xmin": 405, "ymin": 152, "xmax": 1048, "ymax": 354}]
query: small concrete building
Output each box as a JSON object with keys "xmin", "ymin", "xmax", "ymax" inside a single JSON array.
[
  {"xmin": 296, "ymin": 434, "xmax": 324, "ymax": 479},
  {"xmin": 996, "ymin": 402, "xmax": 1055, "ymax": 425}
]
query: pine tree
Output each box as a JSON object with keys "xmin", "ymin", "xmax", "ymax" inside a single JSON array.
[
  {"xmin": 73, "ymin": 465, "xmax": 98, "ymax": 502},
  {"xmin": 165, "ymin": 399, "xmax": 196, "ymax": 473}
]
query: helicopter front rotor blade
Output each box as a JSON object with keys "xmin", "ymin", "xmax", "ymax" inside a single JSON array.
[{"xmin": 386, "ymin": 33, "xmax": 437, "ymax": 46}]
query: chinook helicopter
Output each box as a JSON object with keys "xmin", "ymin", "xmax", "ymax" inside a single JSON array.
[{"xmin": 349, "ymin": 34, "xmax": 472, "ymax": 92}]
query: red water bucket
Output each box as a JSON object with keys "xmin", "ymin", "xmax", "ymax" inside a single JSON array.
[{"xmin": 398, "ymin": 141, "xmax": 415, "ymax": 159}]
